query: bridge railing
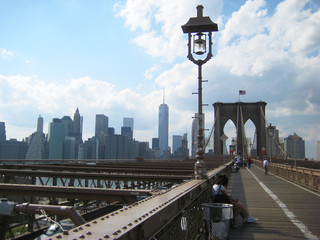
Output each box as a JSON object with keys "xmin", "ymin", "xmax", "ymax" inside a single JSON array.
[
  {"xmin": 253, "ymin": 160, "xmax": 320, "ymax": 193},
  {"xmin": 47, "ymin": 163, "xmax": 232, "ymax": 240}
]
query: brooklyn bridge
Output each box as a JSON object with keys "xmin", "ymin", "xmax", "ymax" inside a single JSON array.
[{"xmin": 0, "ymin": 156, "xmax": 319, "ymax": 240}]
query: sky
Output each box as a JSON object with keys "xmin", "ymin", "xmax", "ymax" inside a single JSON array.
[{"xmin": 0, "ymin": 0, "xmax": 319, "ymax": 159}]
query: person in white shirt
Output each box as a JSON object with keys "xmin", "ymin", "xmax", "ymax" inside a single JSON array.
[
  {"xmin": 212, "ymin": 175, "xmax": 258, "ymax": 224},
  {"xmin": 263, "ymin": 158, "xmax": 269, "ymax": 175}
]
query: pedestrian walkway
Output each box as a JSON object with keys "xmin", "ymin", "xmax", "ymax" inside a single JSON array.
[{"xmin": 227, "ymin": 164, "xmax": 320, "ymax": 240}]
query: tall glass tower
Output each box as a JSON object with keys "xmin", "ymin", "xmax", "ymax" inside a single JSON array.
[
  {"xmin": 48, "ymin": 118, "xmax": 66, "ymax": 159},
  {"xmin": 158, "ymin": 99, "xmax": 169, "ymax": 158},
  {"xmin": 95, "ymin": 114, "xmax": 109, "ymax": 138},
  {"xmin": 123, "ymin": 117, "xmax": 134, "ymax": 140}
]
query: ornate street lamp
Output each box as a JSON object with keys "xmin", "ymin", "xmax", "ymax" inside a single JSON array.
[
  {"xmin": 182, "ymin": 5, "xmax": 218, "ymax": 179},
  {"xmin": 267, "ymin": 123, "xmax": 275, "ymax": 161}
]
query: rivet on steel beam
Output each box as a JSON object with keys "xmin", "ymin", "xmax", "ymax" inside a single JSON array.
[
  {"xmin": 63, "ymin": 231, "xmax": 69, "ymax": 235},
  {"xmin": 79, "ymin": 234, "xmax": 85, "ymax": 238},
  {"xmin": 101, "ymin": 217, "xmax": 105, "ymax": 220},
  {"xmin": 93, "ymin": 221, "xmax": 97, "ymax": 224},
  {"xmin": 106, "ymin": 216, "xmax": 110, "ymax": 218},
  {"xmin": 104, "ymin": 234, "xmax": 110, "ymax": 238},
  {"xmin": 134, "ymin": 220, "xmax": 138, "ymax": 223},
  {"xmin": 86, "ymin": 232, "xmax": 92, "ymax": 235},
  {"xmin": 122, "ymin": 226, "xmax": 127, "ymax": 229},
  {"xmin": 128, "ymin": 223, "xmax": 132, "ymax": 226},
  {"xmin": 56, "ymin": 235, "xmax": 62, "ymax": 239},
  {"xmin": 112, "ymin": 232, "xmax": 118, "ymax": 236},
  {"xmin": 85, "ymin": 223, "xmax": 90, "ymax": 227},
  {"xmin": 73, "ymin": 229, "xmax": 79, "ymax": 232}
]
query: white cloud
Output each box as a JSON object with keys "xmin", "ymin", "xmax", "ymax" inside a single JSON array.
[
  {"xmin": 215, "ymin": 0, "xmax": 320, "ymax": 78},
  {"xmin": 115, "ymin": 0, "xmax": 223, "ymax": 61},
  {"xmin": 219, "ymin": 0, "xmax": 267, "ymax": 47},
  {"xmin": 0, "ymin": 48, "xmax": 14, "ymax": 59},
  {"xmin": 144, "ymin": 64, "xmax": 161, "ymax": 80}
]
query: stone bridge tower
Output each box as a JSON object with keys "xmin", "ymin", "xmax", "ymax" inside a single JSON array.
[{"xmin": 213, "ymin": 101, "xmax": 267, "ymax": 159}]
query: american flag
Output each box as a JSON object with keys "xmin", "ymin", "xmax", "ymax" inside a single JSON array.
[{"xmin": 239, "ymin": 90, "xmax": 246, "ymax": 95}]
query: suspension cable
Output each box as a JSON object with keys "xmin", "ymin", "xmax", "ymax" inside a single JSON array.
[{"xmin": 260, "ymin": 106, "xmax": 288, "ymax": 158}]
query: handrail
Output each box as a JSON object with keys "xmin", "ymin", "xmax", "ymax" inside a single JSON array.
[
  {"xmin": 252, "ymin": 159, "xmax": 320, "ymax": 192},
  {"xmin": 45, "ymin": 163, "xmax": 232, "ymax": 239}
]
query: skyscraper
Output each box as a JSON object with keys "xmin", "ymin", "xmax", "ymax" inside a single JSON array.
[
  {"xmin": 73, "ymin": 108, "xmax": 81, "ymax": 134},
  {"xmin": 0, "ymin": 122, "xmax": 6, "ymax": 142},
  {"xmin": 37, "ymin": 115, "xmax": 44, "ymax": 133},
  {"xmin": 172, "ymin": 135, "xmax": 182, "ymax": 154},
  {"xmin": 316, "ymin": 141, "xmax": 320, "ymax": 161},
  {"xmin": 95, "ymin": 114, "xmax": 109, "ymax": 138},
  {"xmin": 48, "ymin": 118, "xmax": 66, "ymax": 159},
  {"xmin": 123, "ymin": 117, "xmax": 134, "ymax": 140},
  {"xmin": 284, "ymin": 133, "xmax": 305, "ymax": 159},
  {"xmin": 26, "ymin": 115, "xmax": 46, "ymax": 160},
  {"xmin": 158, "ymin": 99, "xmax": 169, "ymax": 158},
  {"xmin": 121, "ymin": 127, "xmax": 133, "ymax": 141},
  {"xmin": 72, "ymin": 108, "xmax": 83, "ymax": 159}
]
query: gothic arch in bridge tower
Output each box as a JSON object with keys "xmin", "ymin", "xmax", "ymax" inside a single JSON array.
[{"xmin": 213, "ymin": 101, "xmax": 267, "ymax": 159}]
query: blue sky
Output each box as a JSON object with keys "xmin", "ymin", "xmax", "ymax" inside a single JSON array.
[{"xmin": 0, "ymin": 0, "xmax": 319, "ymax": 159}]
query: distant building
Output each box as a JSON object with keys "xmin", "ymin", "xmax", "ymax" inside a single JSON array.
[
  {"xmin": 172, "ymin": 135, "xmax": 182, "ymax": 154},
  {"xmin": 152, "ymin": 138, "xmax": 159, "ymax": 150},
  {"xmin": 0, "ymin": 139, "xmax": 28, "ymax": 159},
  {"xmin": 83, "ymin": 137, "xmax": 99, "ymax": 159},
  {"xmin": 284, "ymin": 133, "xmax": 305, "ymax": 159},
  {"xmin": 103, "ymin": 135, "xmax": 128, "ymax": 159},
  {"xmin": 26, "ymin": 115, "xmax": 46, "ymax": 160},
  {"xmin": 158, "ymin": 101, "xmax": 169, "ymax": 158},
  {"xmin": 128, "ymin": 140, "xmax": 139, "ymax": 159},
  {"xmin": 139, "ymin": 142, "xmax": 149, "ymax": 159},
  {"xmin": 0, "ymin": 122, "xmax": 6, "ymax": 142},
  {"xmin": 121, "ymin": 126, "xmax": 133, "ymax": 141},
  {"xmin": 63, "ymin": 137, "xmax": 76, "ymax": 159},
  {"xmin": 123, "ymin": 117, "xmax": 134, "ymax": 140},
  {"xmin": 37, "ymin": 115, "xmax": 44, "ymax": 133},
  {"xmin": 108, "ymin": 127, "xmax": 115, "ymax": 135},
  {"xmin": 151, "ymin": 138, "xmax": 160, "ymax": 158},
  {"xmin": 61, "ymin": 116, "xmax": 74, "ymax": 136},
  {"xmin": 172, "ymin": 133, "xmax": 189, "ymax": 158},
  {"xmin": 48, "ymin": 118, "xmax": 66, "ymax": 159},
  {"xmin": 266, "ymin": 125, "xmax": 281, "ymax": 158},
  {"xmin": 95, "ymin": 114, "xmax": 108, "ymax": 138},
  {"xmin": 71, "ymin": 108, "xmax": 83, "ymax": 158},
  {"xmin": 316, "ymin": 141, "xmax": 320, "ymax": 161}
]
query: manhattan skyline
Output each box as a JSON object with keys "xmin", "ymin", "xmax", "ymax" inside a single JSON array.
[{"xmin": 0, "ymin": 0, "xmax": 319, "ymax": 158}]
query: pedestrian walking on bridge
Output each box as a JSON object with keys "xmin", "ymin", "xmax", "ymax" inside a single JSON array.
[{"xmin": 263, "ymin": 158, "xmax": 269, "ymax": 175}]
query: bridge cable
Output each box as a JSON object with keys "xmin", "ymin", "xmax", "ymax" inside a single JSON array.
[
  {"xmin": 204, "ymin": 106, "xmax": 218, "ymax": 151},
  {"xmin": 259, "ymin": 106, "xmax": 288, "ymax": 158}
]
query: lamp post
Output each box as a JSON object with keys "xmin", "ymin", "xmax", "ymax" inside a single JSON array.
[
  {"xmin": 182, "ymin": 5, "xmax": 218, "ymax": 179},
  {"xmin": 267, "ymin": 123, "xmax": 275, "ymax": 161}
]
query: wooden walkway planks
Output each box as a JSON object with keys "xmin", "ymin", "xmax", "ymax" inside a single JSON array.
[{"xmin": 227, "ymin": 164, "xmax": 320, "ymax": 240}]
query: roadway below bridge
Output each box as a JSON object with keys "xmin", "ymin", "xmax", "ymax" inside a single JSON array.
[{"xmin": 228, "ymin": 164, "xmax": 320, "ymax": 240}]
